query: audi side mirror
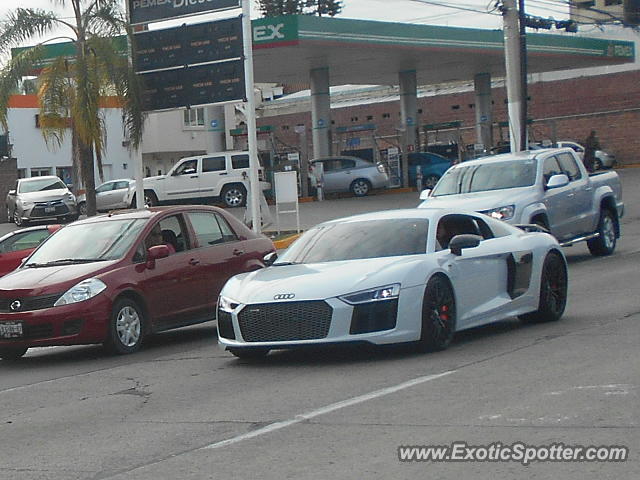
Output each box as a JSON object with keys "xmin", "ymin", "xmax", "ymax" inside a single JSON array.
[
  {"xmin": 263, "ymin": 251, "xmax": 278, "ymax": 267},
  {"xmin": 449, "ymin": 234, "xmax": 482, "ymax": 256},
  {"xmin": 419, "ymin": 189, "xmax": 431, "ymax": 200}
]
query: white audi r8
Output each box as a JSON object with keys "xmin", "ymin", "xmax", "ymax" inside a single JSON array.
[{"xmin": 217, "ymin": 208, "xmax": 568, "ymax": 359}]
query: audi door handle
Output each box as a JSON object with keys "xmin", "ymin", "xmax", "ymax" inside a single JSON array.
[{"xmin": 189, "ymin": 258, "xmax": 200, "ymax": 266}]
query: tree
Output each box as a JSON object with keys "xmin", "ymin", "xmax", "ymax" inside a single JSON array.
[
  {"xmin": 305, "ymin": 0, "xmax": 343, "ymax": 17},
  {"xmin": 259, "ymin": 0, "xmax": 344, "ymax": 17},
  {"xmin": 259, "ymin": 0, "xmax": 306, "ymax": 17},
  {"xmin": 0, "ymin": 0, "xmax": 144, "ymax": 217}
]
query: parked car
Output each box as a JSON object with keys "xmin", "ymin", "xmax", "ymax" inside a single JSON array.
[
  {"xmin": 138, "ymin": 151, "xmax": 269, "ymax": 209},
  {"xmin": 419, "ymin": 148, "xmax": 624, "ymax": 256},
  {"xmin": 0, "ymin": 205, "xmax": 275, "ymax": 360},
  {"xmin": 6, "ymin": 176, "xmax": 79, "ymax": 226},
  {"xmin": 217, "ymin": 208, "xmax": 567, "ymax": 359},
  {"xmin": 0, "ymin": 225, "xmax": 62, "ymax": 277},
  {"xmin": 309, "ymin": 156, "xmax": 389, "ymax": 197},
  {"xmin": 556, "ymin": 140, "xmax": 616, "ymax": 169},
  {"xmin": 407, "ymin": 152, "xmax": 452, "ymax": 189},
  {"xmin": 77, "ymin": 179, "xmax": 134, "ymax": 215}
]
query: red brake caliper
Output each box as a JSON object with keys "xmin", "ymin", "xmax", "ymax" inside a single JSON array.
[{"xmin": 439, "ymin": 305, "xmax": 449, "ymax": 322}]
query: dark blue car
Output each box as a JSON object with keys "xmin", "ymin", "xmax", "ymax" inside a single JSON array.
[{"xmin": 407, "ymin": 152, "xmax": 453, "ymax": 189}]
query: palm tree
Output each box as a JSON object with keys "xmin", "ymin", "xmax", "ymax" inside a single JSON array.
[{"xmin": 0, "ymin": 0, "xmax": 144, "ymax": 216}]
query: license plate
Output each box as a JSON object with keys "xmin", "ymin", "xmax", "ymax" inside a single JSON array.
[
  {"xmin": 0, "ymin": 321, "xmax": 23, "ymax": 339},
  {"xmin": 45, "ymin": 206, "xmax": 55, "ymax": 213}
]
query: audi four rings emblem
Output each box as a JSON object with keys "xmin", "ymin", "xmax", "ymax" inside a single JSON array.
[
  {"xmin": 10, "ymin": 300, "xmax": 21, "ymax": 311},
  {"xmin": 273, "ymin": 293, "xmax": 295, "ymax": 300}
]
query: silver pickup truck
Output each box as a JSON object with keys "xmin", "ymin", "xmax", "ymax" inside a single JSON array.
[{"xmin": 418, "ymin": 148, "xmax": 624, "ymax": 256}]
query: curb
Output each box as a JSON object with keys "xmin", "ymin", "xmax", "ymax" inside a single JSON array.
[{"xmin": 273, "ymin": 232, "xmax": 303, "ymax": 249}]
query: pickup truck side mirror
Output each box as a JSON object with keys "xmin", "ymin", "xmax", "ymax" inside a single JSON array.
[
  {"xmin": 545, "ymin": 174, "xmax": 570, "ymax": 190},
  {"xmin": 449, "ymin": 234, "xmax": 482, "ymax": 256},
  {"xmin": 419, "ymin": 189, "xmax": 431, "ymax": 200},
  {"xmin": 8, "ymin": 190, "xmax": 16, "ymax": 196}
]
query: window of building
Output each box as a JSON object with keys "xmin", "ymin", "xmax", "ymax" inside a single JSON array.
[
  {"xmin": 30, "ymin": 167, "xmax": 52, "ymax": 177},
  {"xmin": 183, "ymin": 108, "xmax": 205, "ymax": 128},
  {"xmin": 351, "ymin": 116, "xmax": 358, "ymax": 122},
  {"xmin": 17, "ymin": 168, "xmax": 27, "ymax": 178},
  {"xmin": 366, "ymin": 115, "xmax": 374, "ymax": 121},
  {"xmin": 604, "ymin": 0, "xmax": 621, "ymax": 5},
  {"xmin": 451, "ymin": 105, "xmax": 460, "ymax": 110},
  {"xmin": 382, "ymin": 113, "xmax": 391, "ymax": 119},
  {"xmin": 576, "ymin": 0, "xmax": 595, "ymax": 7},
  {"xmin": 282, "ymin": 125, "xmax": 290, "ymax": 130},
  {"xmin": 418, "ymin": 109, "xmax": 423, "ymax": 114}
]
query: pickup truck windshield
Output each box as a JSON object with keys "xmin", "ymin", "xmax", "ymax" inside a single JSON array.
[
  {"xmin": 277, "ymin": 218, "xmax": 429, "ymax": 264},
  {"xmin": 432, "ymin": 159, "xmax": 537, "ymax": 196},
  {"xmin": 25, "ymin": 219, "xmax": 146, "ymax": 266}
]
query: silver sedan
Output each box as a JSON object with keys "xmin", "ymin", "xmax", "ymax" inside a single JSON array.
[
  {"xmin": 5, "ymin": 176, "xmax": 78, "ymax": 226},
  {"xmin": 309, "ymin": 156, "xmax": 389, "ymax": 197},
  {"xmin": 77, "ymin": 179, "xmax": 134, "ymax": 215}
]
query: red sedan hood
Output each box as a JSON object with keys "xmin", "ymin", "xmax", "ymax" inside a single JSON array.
[{"xmin": 0, "ymin": 260, "xmax": 118, "ymax": 296}]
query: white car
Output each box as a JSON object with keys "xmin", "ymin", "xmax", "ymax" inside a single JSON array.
[
  {"xmin": 217, "ymin": 208, "xmax": 568, "ymax": 359},
  {"xmin": 77, "ymin": 179, "xmax": 134, "ymax": 215}
]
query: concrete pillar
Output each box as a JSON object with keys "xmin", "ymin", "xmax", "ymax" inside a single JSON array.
[
  {"xmin": 310, "ymin": 67, "xmax": 331, "ymax": 159},
  {"xmin": 205, "ymin": 105, "xmax": 226, "ymax": 153},
  {"xmin": 399, "ymin": 70, "xmax": 418, "ymax": 188},
  {"xmin": 474, "ymin": 73, "xmax": 493, "ymax": 153}
]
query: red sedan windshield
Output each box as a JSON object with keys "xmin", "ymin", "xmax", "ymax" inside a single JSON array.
[{"xmin": 25, "ymin": 219, "xmax": 146, "ymax": 266}]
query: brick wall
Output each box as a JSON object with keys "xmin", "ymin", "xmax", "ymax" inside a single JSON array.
[{"xmin": 259, "ymin": 70, "xmax": 640, "ymax": 164}]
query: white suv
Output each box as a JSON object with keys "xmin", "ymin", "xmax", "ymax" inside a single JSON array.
[{"xmin": 138, "ymin": 151, "xmax": 268, "ymax": 208}]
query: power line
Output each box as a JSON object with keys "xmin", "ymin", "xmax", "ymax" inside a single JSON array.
[{"xmin": 407, "ymin": 0, "xmax": 502, "ymax": 16}]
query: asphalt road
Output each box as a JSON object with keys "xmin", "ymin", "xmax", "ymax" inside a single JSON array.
[{"xmin": 0, "ymin": 170, "xmax": 638, "ymax": 479}]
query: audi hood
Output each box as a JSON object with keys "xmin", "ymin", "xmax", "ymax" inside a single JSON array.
[{"xmin": 221, "ymin": 255, "xmax": 427, "ymax": 304}]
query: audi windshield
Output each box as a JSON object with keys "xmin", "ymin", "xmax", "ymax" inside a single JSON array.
[{"xmin": 276, "ymin": 218, "xmax": 429, "ymax": 264}]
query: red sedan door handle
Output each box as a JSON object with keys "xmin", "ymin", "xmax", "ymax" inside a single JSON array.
[
  {"xmin": 189, "ymin": 258, "xmax": 200, "ymax": 266},
  {"xmin": 233, "ymin": 249, "xmax": 244, "ymax": 256}
]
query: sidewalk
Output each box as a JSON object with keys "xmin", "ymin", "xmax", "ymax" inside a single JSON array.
[{"xmin": 228, "ymin": 189, "xmax": 422, "ymax": 234}]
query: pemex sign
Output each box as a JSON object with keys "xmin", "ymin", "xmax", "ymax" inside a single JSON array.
[{"xmin": 128, "ymin": 0, "xmax": 240, "ymax": 25}]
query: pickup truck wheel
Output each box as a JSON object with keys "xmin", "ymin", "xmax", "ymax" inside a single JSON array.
[
  {"xmin": 350, "ymin": 179, "xmax": 371, "ymax": 197},
  {"xmin": 221, "ymin": 184, "xmax": 246, "ymax": 208},
  {"xmin": 519, "ymin": 252, "xmax": 567, "ymax": 324},
  {"xmin": 587, "ymin": 209, "xmax": 616, "ymax": 256}
]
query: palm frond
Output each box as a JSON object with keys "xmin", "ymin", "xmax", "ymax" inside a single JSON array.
[
  {"xmin": 38, "ymin": 55, "xmax": 74, "ymax": 149},
  {"xmin": 0, "ymin": 9, "xmax": 65, "ymax": 54},
  {"xmin": 0, "ymin": 45, "xmax": 46, "ymax": 130}
]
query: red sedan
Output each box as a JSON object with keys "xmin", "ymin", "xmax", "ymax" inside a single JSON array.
[
  {"xmin": 0, "ymin": 206, "xmax": 274, "ymax": 360},
  {"xmin": 0, "ymin": 225, "xmax": 62, "ymax": 277}
]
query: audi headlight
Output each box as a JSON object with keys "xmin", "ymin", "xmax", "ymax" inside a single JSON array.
[
  {"xmin": 484, "ymin": 205, "xmax": 515, "ymax": 221},
  {"xmin": 339, "ymin": 284, "xmax": 400, "ymax": 305},
  {"xmin": 54, "ymin": 278, "xmax": 107, "ymax": 306},
  {"xmin": 218, "ymin": 295, "xmax": 240, "ymax": 313}
]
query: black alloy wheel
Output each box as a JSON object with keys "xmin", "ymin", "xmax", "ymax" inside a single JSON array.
[
  {"xmin": 519, "ymin": 252, "xmax": 567, "ymax": 323},
  {"xmin": 417, "ymin": 275, "xmax": 456, "ymax": 352}
]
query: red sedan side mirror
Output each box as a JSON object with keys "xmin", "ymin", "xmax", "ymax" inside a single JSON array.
[{"xmin": 146, "ymin": 245, "xmax": 170, "ymax": 269}]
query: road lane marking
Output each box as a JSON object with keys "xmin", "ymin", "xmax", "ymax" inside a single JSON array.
[{"xmin": 203, "ymin": 370, "xmax": 456, "ymax": 451}]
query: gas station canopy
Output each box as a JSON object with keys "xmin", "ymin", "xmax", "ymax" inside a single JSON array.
[{"xmin": 251, "ymin": 15, "xmax": 635, "ymax": 86}]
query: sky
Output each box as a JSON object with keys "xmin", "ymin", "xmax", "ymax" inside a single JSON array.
[{"xmin": 0, "ymin": 0, "xmax": 572, "ymax": 49}]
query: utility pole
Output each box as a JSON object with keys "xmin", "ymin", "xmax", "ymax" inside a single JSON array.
[
  {"xmin": 502, "ymin": 0, "xmax": 524, "ymax": 153},
  {"xmin": 242, "ymin": 0, "xmax": 261, "ymax": 233},
  {"xmin": 518, "ymin": 0, "xmax": 528, "ymax": 150}
]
